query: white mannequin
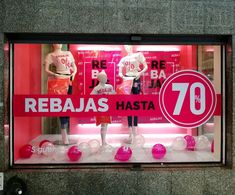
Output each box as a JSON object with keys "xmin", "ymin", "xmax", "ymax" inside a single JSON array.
[
  {"xmin": 118, "ymin": 45, "xmax": 148, "ymax": 143},
  {"xmin": 91, "ymin": 70, "xmax": 115, "ymax": 146},
  {"xmin": 45, "ymin": 44, "xmax": 77, "ymax": 144}
]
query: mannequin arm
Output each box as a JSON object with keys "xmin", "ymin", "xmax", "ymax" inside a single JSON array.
[
  {"xmin": 70, "ymin": 62, "xmax": 77, "ymax": 81},
  {"xmin": 118, "ymin": 65, "xmax": 124, "ymax": 78},
  {"xmin": 136, "ymin": 61, "xmax": 148, "ymax": 79},
  {"xmin": 45, "ymin": 61, "xmax": 57, "ymax": 77}
]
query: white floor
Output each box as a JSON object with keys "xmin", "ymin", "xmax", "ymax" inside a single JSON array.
[{"xmin": 15, "ymin": 133, "xmax": 216, "ymax": 164}]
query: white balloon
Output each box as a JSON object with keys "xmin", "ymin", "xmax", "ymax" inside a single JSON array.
[
  {"xmin": 133, "ymin": 134, "xmax": 145, "ymax": 148},
  {"xmin": 53, "ymin": 146, "xmax": 67, "ymax": 161},
  {"xmin": 196, "ymin": 135, "xmax": 210, "ymax": 150},
  {"xmin": 41, "ymin": 142, "xmax": 56, "ymax": 157},
  {"xmin": 88, "ymin": 139, "xmax": 101, "ymax": 154},
  {"xmin": 100, "ymin": 144, "xmax": 114, "ymax": 160},
  {"xmin": 78, "ymin": 142, "xmax": 91, "ymax": 156},
  {"xmin": 172, "ymin": 137, "xmax": 187, "ymax": 151}
]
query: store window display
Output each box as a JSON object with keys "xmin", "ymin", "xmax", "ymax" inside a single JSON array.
[
  {"xmin": 12, "ymin": 43, "xmax": 223, "ymax": 165},
  {"xmin": 91, "ymin": 70, "xmax": 115, "ymax": 146},
  {"xmin": 118, "ymin": 45, "xmax": 148, "ymax": 143},
  {"xmin": 44, "ymin": 44, "xmax": 77, "ymax": 144}
]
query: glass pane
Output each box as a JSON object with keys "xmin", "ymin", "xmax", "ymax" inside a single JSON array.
[{"xmin": 12, "ymin": 43, "xmax": 222, "ymax": 165}]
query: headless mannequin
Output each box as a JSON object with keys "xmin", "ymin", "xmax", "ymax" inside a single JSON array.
[
  {"xmin": 118, "ymin": 45, "xmax": 148, "ymax": 143},
  {"xmin": 45, "ymin": 44, "xmax": 77, "ymax": 144},
  {"xmin": 91, "ymin": 70, "xmax": 115, "ymax": 146}
]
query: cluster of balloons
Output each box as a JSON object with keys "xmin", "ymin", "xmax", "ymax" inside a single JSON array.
[
  {"xmin": 114, "ymin": 143, "xmax": 167, "ymax": 162},
  {"xmin": 172, "ymin": 135, "xmax": 213, "ymax": 152},
  {"xmin": 18, "ymin": 135, "xmax": 214, "ymax": 162},
  {"xmin": 67, "ymin": 139, "xmax": 102, "ymax": 161},
  {"xmin": 19, "ymin": 140, "xmax": 56, "ymax": 159},
  {"xmin": 19, "ymin": 139, "xmax": 101, "ymax": 161}
]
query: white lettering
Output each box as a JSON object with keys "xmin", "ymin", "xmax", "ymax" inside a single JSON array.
[
  {"xmin": 92, "ymin": 70, "xmax": 99, "ymax": 79},
  {"xmin": 38, "ymin": 98, "xmax": 48, "ymax": 112},
  {"xmin": 98, "ymin": 98, "xmax": 108, "ymax": 112},
  {"xmin": 62, "ymin": 98, "xmax": 75, "ymax": 112},
  {"xmin": 159, "ymin": 70, "xmax": 166, "ymax": 79},
  {"xmin": 85, "ymin": 98, "xmax": 97, "ymax": 112},
  {"xmin": 50, "ymin": 98, "xmax": 62, "ymax": 112},
  {"xmin": 150, "ymin": 70, "xmax": 158, "ymax": 79},
  {"xmin": 75, "ymin": 98, "xmax": 84, "ymax": 112},
  {"xmin": 25, "ymin": 98, "xmax": 37, "ymax": 112},
  {"xmin": 150, "ymin": 70, "xmax": 166, "ymax": 79}
]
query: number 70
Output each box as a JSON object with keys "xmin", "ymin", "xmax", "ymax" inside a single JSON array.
[{"xmin": 172, "ymin": 82, "xmax": 205, "ymax": 115}]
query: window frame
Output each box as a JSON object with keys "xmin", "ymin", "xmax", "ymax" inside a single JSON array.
[{"xmin": 5, "ymin": 33, "xmax": 232, "ymax": 169}]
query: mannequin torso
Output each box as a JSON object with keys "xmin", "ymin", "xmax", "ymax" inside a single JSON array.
[
  {"xmin": 45, "ymin": 51, "xmax": 74, "ymax": 75},
  {"xmin": 119, "ymin": 52, "xmax": 145, "ymax": 77},
  {"xmin": 91, "ymin": 83, "xmax": 114, "ymax": 95}
]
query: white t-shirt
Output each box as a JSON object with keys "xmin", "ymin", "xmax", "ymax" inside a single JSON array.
[
  {"xmin": 45, "ymin": 51, "xmax": 75, "ymax": 74},
  {"xmin": 118, "ymin": 52, "xmax": 146, "ymax": 77},
  {"xmin": 91, "ymin": 84, "xmax": 115, "ymax": 95}
]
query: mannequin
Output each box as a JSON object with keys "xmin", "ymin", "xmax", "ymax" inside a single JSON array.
[
  {"xmin": 91, "ymin": 70, "xmax": 115, "ymax": 146},
  {"xmin": 118, "ymin": 45, "xmax": 148, "ymax": 143},
  {"xmin": 45, "ymin": 44, "xmax": 77, "ymax": 144}
]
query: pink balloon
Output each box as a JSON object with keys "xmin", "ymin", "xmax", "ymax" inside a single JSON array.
[
  {"xmin": 184, "ymin": 135, "xmax": 196, "ymax": 151},
  {"xmin": 152, "ymin": 144, "xmax": 166, "ymax": 159},
  {"xmin": 211, "ymin": 140, "xmax": 214, "ymax": 153},
  {"xmin": 19, "ymin": 144, "xmax": 33, "ymax": 158},
  {"xmin": 39, "ymin": 139, "xmax": 51, "ymax": 147},
  {"xmin": 67, "ymin": 146, "xmax": 82, "ymax": 161},
  {"xmin": 115, "ymin": 146, "xmax": 132, "ymax": 161}
]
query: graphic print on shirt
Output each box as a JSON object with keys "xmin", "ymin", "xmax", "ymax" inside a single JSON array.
[
  {"xmin": 91, "ymin": 84, "xmax": 114, "ymax": 95},
  {"xmin": 119, "ymin": 53, "xmax": 145, "ymax": 77},
  {"xmin": 96, "ymin": 87, "xmax": 113, "ymax": 94},
  {"xmin": 53, "ymin": 54, "xmax": 71, "ymax": 70}
]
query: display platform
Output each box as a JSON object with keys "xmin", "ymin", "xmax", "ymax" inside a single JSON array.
[{"xmin": 15, "ymin": 132, "xmax": 215, "ymax": 164}]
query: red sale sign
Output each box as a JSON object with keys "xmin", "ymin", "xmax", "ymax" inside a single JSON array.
[{"xmin": 159, "ymin": 70, "xmax": 217, "ymax": 128}]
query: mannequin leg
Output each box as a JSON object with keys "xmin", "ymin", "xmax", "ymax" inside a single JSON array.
[
  {"xmin": 61, "ymin": 128, "xmax": 69, "ymax": 144},
  {"xmin": 125, "ymin": 78, "xmax": 140, "ymax": 144},
  {"xmin": 60, "ymin": 117, "xmax": 69, "ymax": 144},
  {"xmin": 101, "ymin": 124, "xmax": 108, "ymax": 146}
]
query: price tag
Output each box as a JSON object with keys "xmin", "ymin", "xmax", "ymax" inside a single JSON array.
[{"xmin": 159, "ymin": 70, "xmax": 217, "ymax": 128}]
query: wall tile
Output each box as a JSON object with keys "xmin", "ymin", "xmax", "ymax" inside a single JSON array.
[
  {"xmin": 104, "ymin": 0, "xmax": 138, "ymax": 33},
  {"xmin": 102, "ymin": 171, "xmax": 138, "ymax": 195},
  {"xmin": 70, "ymin": 6, "xmax": 103, "ymax": 33},
  {"xmin": 171, "ymin": 170, "xmax": 204, "ymax": 195},
  {"xmin": 32, "ymin": 7, "xmax": 70, "ymax": 32},
  {"xmin": 70, "ymin": 0, "xmax": 103, "ymax": 7},
  {"xmin": 4, "ymin": 171, "xmax": 138, "ymax": 195},
  {"xmin": 205, "ymin": 168, "xmax": 235, "ymax": 195},
  {"xmin": 204, "ymin": 2, "xmax": 235, "ymax": 34},
  {"xmin": 136, "ymin": 1, "xmax": 171, "ymax": 34},
  {"xmin": 137, "ymin": 171, "xmax": 171, "ymax": 195},
  {"xmin": 171, "ymin": 1, "xmax": 204, "ymax": 34},
  {"xmin": 3, "ymin": 0, "xmax": 35, "ymax": 32}
]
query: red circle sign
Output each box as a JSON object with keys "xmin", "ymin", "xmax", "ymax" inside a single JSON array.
[{"xmin": 159, "ymin": 70, "xmax": 217, "ymax": 128}]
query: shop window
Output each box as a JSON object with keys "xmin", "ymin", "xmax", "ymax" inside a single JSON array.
[{"xmin": 6, "ymin": 35, "xmax": 231, "ymax": 167}]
